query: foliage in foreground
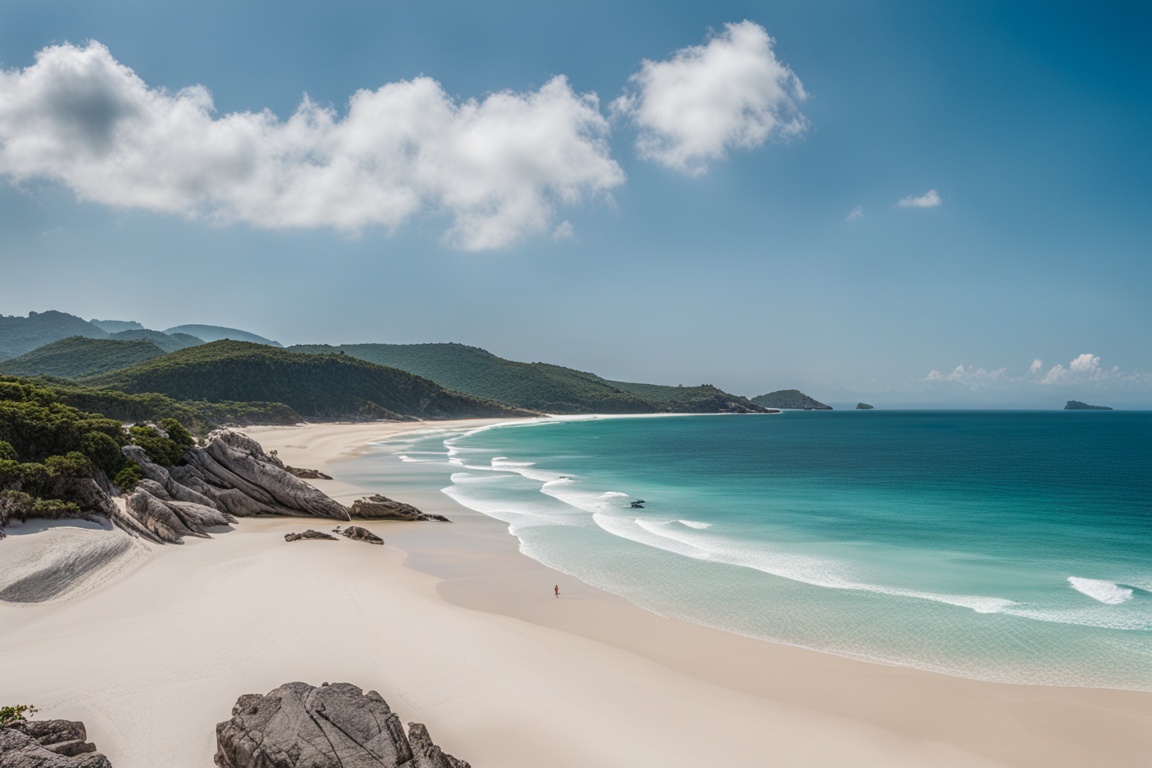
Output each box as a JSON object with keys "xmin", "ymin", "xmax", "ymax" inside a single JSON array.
[{"xmin": 0, "ymin": 704, "xmax": 37, "ymax": 727}]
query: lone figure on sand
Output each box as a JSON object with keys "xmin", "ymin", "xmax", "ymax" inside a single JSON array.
[{"xmin": 554, "ymin": 584, "xmax": 559, "ymax": 598}]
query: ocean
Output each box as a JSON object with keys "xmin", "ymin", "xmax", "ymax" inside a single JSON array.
[{"xmin": 377, "ymin": 411, "xmax": 1152, "ymax": 690}]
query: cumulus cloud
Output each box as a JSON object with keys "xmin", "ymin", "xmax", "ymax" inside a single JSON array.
[
  {"xmin": 0, "ymin": 42, "xmax": 625, "ymax": 250},
  {"xmin": 1069, "ymin": 353, "xmax": 1101, "ymax": 374},
  {"xmin": 926, "ymin": 365, "xmax": 1006, "ymax": 387},
  {"xmin": 897, "ymin": 189, "xmax": 941, "ymax": 208},
  {"xmin": 845, "ymin": 206, "xmax": 864, "ymax": 223},
  {"xmin": 929, "ymin": 353, "xmax": 1148, "ymax": 391},
  {"xmin": 613, "ymin": 21, "xmax": 807, "ymax": 175},
  {"xmin": 1039, "ymin": 353, "xmax": 1113, "ymax": 385}
]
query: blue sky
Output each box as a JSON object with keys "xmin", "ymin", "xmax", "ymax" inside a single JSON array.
[{"xmin": 1, "ymin": 1, "xmax": 1149, "ymax": 407}]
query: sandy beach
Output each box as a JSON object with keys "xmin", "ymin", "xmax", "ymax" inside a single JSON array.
[{"xmin": 1, "ymin": 418, "xmax": 1150, "ymax": 767}]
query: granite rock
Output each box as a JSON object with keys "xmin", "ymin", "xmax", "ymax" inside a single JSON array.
[
  {"xmin": 214, "ymin": 682, "xmax": 468, "ymax": 768},
  {"xmin": 0, "ymin": 720, "xmax": 111, "ymax": 768},
  {"xmin": 350, "ymin": 495, "xmax": 450, "ymax": 523}
]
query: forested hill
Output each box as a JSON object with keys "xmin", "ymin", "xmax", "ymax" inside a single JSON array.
[
  {"xmin": 0, "ymin": 311, "xmax": 109, "ymax": 361},
  {"xmin": 751, "ymin": 389, "xmax": 833, "ymax": 410},
  {"xmin": 84, "ymin": 341, "xmax": 534, "ymax": 421},
  {"xmin": 0, "ymin": 337, "xmax": 168, "ymax": 379},
  {"xmin": 288, "ymin": 343, "xmax": 767, "ymax": 414}
]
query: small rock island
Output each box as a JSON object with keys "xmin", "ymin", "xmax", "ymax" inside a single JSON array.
[
  {"xmin": 856, "ymin": 403, "xmax": 874, "ymax": 410},
  {"xmin": 1064, "ymin": 401, "xmax": 1113, "ymax": 411}
]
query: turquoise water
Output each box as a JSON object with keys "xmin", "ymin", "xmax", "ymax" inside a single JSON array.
[{"xmin": 387, "ymin": 411, "xmax": 1152, "ymax": 689}]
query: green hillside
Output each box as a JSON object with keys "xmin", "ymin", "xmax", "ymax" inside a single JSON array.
[
  {"xmin": 85, "ymin": 340, "xmax": 531, "ymax": 421},
  {"xmin": 288, "ymin": 343, "xmax": 766, "ymax": 414},
  {"xmin": 751, "ymin": 389, "xmax": 832, "ymax": 410},
  {"xmin": 0, "ymin": 311, "xmax": 109, "ymax": 361},
  {"xmin": 606, "ymin": 380, "xmax": 766, "ymax": 413},
  {"xmin": 0, "ymin": 337, "xmax": 167, "ymax": 379},
  {"xmin": 110, "ymin": 329, "xmax": 205, "ymax": 352}
]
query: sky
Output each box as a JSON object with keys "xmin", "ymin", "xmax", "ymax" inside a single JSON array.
[{"xmin": 1, "ymin": 0, "xmax": 1149, "ymax": 407}]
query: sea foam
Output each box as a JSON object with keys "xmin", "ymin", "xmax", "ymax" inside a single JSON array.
[{"xmin": 1067, "ymin": 577, "xmax": 1134, "ymax": 605}]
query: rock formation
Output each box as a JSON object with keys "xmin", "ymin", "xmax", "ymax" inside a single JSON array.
[
  {"xmin": 108, "ymin": 429, "xmax": 355, "ymax": 543},
  {"xmin": 1064, "ymin": 400, "xmax": 1113, "ymax": 411},
  {"xmin": 284, "ymin": 529, "xmax": 337, "ymax": 542},
  {"xmin": 856, "ymin": 402, "xmax": 874, "ymax": 410},
  {"xmin": 214, "ymin": 682, "xmax": 469, "ymax": 768},
  {"xmin": 351, "ymin": 495, "xmax": 450, "ymax": 522},
  {"xmin": 0, "ymin": 719, "xmax": 111, "ymax": 767},
  {"xmin": 340, "ymin": 526, "xmax": 384, "ymax": 545}
]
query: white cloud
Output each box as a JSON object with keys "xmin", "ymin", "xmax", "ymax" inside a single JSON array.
[
  {"xmin": 0, "ymin": 42, "xmax": 625, "ymax": 250},
  {"xmin": 614, "ymin": 21, "xmax": 807, "ymax": 175},
  {"xmin": 551, "ymin": 220, "xmax": 575, "ymax": 240},
  {"xmin": 846, "ymin": 206, "xmax": 864, "ymax": 223},
  {"xmin": 897, "ymin": 189, "xmax": 941, "ymax": 208},
  {"xmin": 1069, "ymin": 353, "xmax": 1100, "ymax": 374},
  {"xmin": 926, "ymin": 365, "xmax": 1006, "ymax": 387},
  {"xmin": 928, "ymin": 353, "xmax": 1150, "ymax": 390}
]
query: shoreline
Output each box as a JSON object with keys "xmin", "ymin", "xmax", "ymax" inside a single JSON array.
[{"xmin": 0, "ymin": 418, "xmax": 1149, "ymax": 766}]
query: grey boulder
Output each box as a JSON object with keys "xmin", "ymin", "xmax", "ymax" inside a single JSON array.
[
  {"xmin": 0, "ymin": 720, "xmax": 111, "ymax": 768},
  {"xmin": 350, "ymin": 495, "xmax": 450, "ymax": 523},
  {"xmin": 214, "ymin": 681, "xmax": 469, "ymax": 768}
]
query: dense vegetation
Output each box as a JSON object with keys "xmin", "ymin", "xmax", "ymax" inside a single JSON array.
[
  {"xmin": 0, "ymin": 337, "xmax": 168, "ymax": 379},
  {"xmin": 606, "ymin": 380, "xmax": 765, "ymax": 413},
  {"xmin": 288, "ymin": 343, "xmax": 765, "ymax": 414},
  {"xmin": 85, "ymin": 341, "xmax": 531, "ymax": 420},
  {"xmin": 750, "ymin": 389, "xmax": 832, "ymax": 410},
  {"xmin": 0, "ymin": 377, "xmax": 198, "ymax": 525},
  {"xmin": 0, "ymin": 310, "xmax": 108, "ymax": 361}
]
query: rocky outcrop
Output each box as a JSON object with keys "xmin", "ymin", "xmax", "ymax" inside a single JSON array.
[
  {"xmin": 856, "ymin": 402, "xmax": 874, "ymax": 410},
  {"xmin": 339, "ymin": 526, "xmax": 384, "ymax": 545},
  {"xmin": 351, "ymin": 495, "xmax": 450, "ymax": 523},
  {"xmin": 0, "ymin": 720, "xmax": 111, "ymax": 767},
  {"xmin": 284, "ymin": 530, "xmax": 337, "ymax": 542},
  {"xmin": 1064, "ymin": 400, "xmax": 1113, "ymax": 411},
  {"xmin": 112, "ymin": 430, "xmax": 353, "ymax": 543},
  {"xmin": 214, "ymin": 682, "xmax": 469, "ymax": 768}
]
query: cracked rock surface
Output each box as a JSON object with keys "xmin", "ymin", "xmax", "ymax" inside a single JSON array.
[{"xmin": 214, "ymin": 682, "xmax": 470, "ymax": 768}]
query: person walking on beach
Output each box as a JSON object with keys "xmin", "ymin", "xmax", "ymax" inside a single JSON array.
[{"xmin": 554, "ymin": 584, "xmax": 559, "ymax": 598}]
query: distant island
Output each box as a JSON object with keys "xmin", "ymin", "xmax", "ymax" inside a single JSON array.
[
  {"xmin": 751, "ymin": 389, "xmax": 832, "ymax": 410},
  {"xmin": 1064, "ymin": 400, "xmax": 1113, "ymax": 411},
  {"xmin": 856, "ymin": 403, "xmax": 874, "ymax": 410}
]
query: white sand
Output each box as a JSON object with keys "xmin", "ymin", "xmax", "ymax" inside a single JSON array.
[{"xmin": 1, "ymin": 419, "xmax": 1149, "ymax": 767}]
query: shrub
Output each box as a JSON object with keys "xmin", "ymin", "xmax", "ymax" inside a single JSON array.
[
  {"xmin": 0, "ymin": 439, "xmax": 16, "ymax": 462},
  {"xmin": 16, "ymin": 462, "xmax": 51, "ymax": 497},
  {"xmin": 0, "ymin": 704, "xmax": 37, "ymax": 726},
  {"xmin": 45, "ymin": 451, "xmax": 95, "ymax": 480},
  {"xmin": 128, "ymin": 425, "xmax": 183, "ymax": 466},
  {"xmin": 113, "ymin": 463, "xmax": 144, "ymax": 492},
  {"xmin": 158, "ymin": 418, "xmax": 194, "ymax": 449},
  {"xmin": 81, "ymin": 431, "xmax": 125, "ymax": 476}
]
